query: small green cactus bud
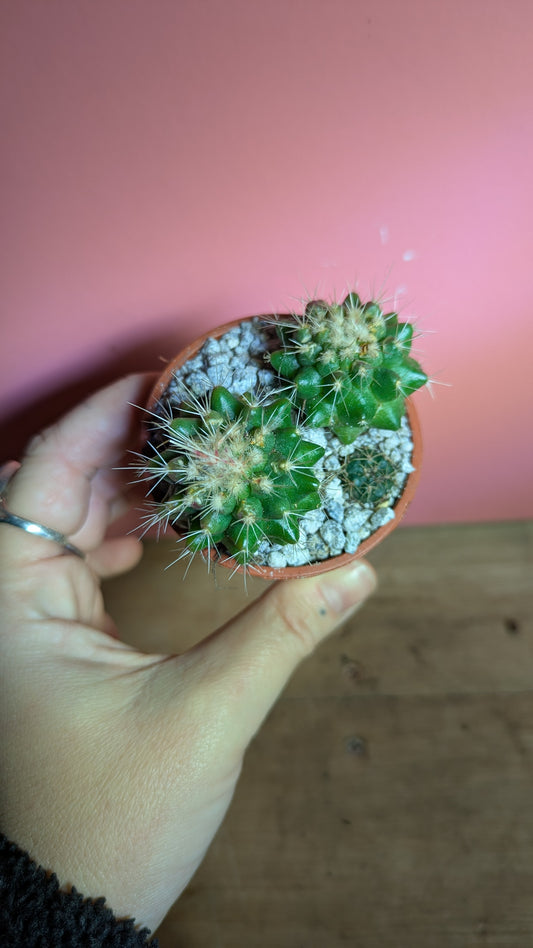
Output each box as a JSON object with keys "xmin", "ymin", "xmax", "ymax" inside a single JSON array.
[
  {"xmin": 268, "ymin": 350, "xmax": 300, "ymax": 377},
  {"xmin": 294, "ymin": 367, "xmax": 322, "ymax": 400},
  {"xmin": 341, "ymin": 445, "xmax": 400, "ymax": 508}
]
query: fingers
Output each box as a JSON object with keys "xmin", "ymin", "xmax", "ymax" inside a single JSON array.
[
  {"xmin": 176, "ymin": 559, "xmax": 377, "ymax": 752},
  {"xmin": 1, "ymin": 374, "xmax": 153, "ymax": 559},
  {"xmin": 87, "ymin": 536, "xmax": 144, "ymax": 579}
]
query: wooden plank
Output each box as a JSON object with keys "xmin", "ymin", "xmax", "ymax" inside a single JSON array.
[
  {"xmin": 159, "ymin": 692, "xmax": 533, "ymax": 948},
  {"xmin": 103, "ymin": 521, "xmax": 533, "ymax": 947}
]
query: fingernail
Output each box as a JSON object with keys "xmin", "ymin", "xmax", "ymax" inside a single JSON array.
[{"xmin": 319, "ymin": 560, "xmax": 377, "ymax": 614}]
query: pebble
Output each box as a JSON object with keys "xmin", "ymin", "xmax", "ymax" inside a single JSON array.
[
  {"xmin": 370, "ymin": 508, "xmax": 396, "ymax": 530},
  {"xmin": 185, "ymin": 372, "xmax": 211, "ymax": 396},
  {"xmin": 344, "ymin": 532, "xmax": 364, "ymax": 555},
  {"xmin": 324, "ymin": 454, "xmax": 342, "ymax": 471},
  {"xmin": 284, "ymin": 544, "xmax": 312, "ymax": 566},
  {"xmin": 320, "ymin": 521, "xmax": 345, "ymax": 556},
  {"xmin": 257, "ymin": 369, "xmax": 276, "ymax": 387},
  {"xmin": 300, "ymin": 508, "xmax": 326, "ymax": 534},
  {"xmin": 325, "ymin": 500, "xmax": 344, "ymax": 523},
  {"xmin": 224, "ymin": 329, "xmax": 241, "ymax": 349},
  {"xmin": 231, "ymin": 367, "xmax": 260, "ymax": 393},
  {"xmin": 206, "ymin": 365, "xmax": 231, "ymax": 386},
  {"xmin": 305, "ymin": 534, "xmax": 331, "ymax": 561},
  {"xmin": 183, "ymin": 356, "xmax": 203, "ymax": 372},
  {"xmin": 267, "ymin": 550, "xmax": 288, "ymax": 568},
  {"xmin": 323, "ymin": 477, "xmax": 344, "ymax": 506},
  {"xmin": 202, "ymin": 337, "xmax": 222, "ymax": 355},
  {"xmin": 343, "ymin": 504, "xmax": 372, "ymax": 535}
]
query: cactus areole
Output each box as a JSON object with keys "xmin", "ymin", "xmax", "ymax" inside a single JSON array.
[{"xmin": 139, "ymin": 293, "xmax": 426, "ymax": 579}]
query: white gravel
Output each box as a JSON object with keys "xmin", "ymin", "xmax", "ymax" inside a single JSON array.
[{"xmin": 164, "ymin": 318, "xmax": 414, "ymax": 566}]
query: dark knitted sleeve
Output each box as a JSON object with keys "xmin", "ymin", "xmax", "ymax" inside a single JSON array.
[{"xmin": 0, "ymin": 833, "xmax": 159, "ymax": 947}]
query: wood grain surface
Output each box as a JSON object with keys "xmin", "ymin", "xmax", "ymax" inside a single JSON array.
[{"xmin": 104, "ymin": 521, "xmax": 533, "ymax": 948}]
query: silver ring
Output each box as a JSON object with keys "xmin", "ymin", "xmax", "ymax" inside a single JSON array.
[{"xmin": 0, "ymin": 463, "xmax": 85, "ymax": 559}]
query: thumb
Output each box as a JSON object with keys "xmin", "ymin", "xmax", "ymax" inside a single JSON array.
[{"xmin": 192, "ymin": 559, "xmax": 377, "ymax": 751}]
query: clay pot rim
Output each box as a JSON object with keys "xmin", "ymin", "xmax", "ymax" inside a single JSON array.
[{"xmin": 145, "ymin": 314, "xmax": 423, "ymax": 581}]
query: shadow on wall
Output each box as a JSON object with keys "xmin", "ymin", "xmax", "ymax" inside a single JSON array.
[{"xmin": 0, "ymin": 323, "xmax": 193, "ymax": 462}]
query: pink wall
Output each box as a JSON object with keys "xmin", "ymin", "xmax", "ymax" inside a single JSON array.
[{"xmin": 1, "ymin": 0, "xmax": 532, "ymax": 524}]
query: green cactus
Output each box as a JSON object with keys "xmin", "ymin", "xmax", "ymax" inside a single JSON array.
[
  {"xmin": 268, "ymin": 292, "xmax": 427, "ymax": 444},
  {"xmin": 341, "ymin": 444, "xmax": 400, "ymax": 507},
  {"xmin": 134, "ymin": 288, "xmax": 428, "ymax": 573},
  {"xmin": 140, "ymin": 385, "xmax": 325, "ymax": 566}
]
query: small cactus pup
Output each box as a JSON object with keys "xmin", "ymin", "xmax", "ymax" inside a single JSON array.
[
  {"xmin": 139, "ymin": 385, "xmax": 325, "ymax": 570},
  {"xmin": 341, "ymin": 444, "xmax": 401, "ymax": 508},
  {"xmin": 268, "ymin": 292, "xmax": 428, "ymax": 444}
]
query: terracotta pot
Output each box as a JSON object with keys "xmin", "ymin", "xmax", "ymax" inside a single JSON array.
[{"xmin": 145, "ymin": 315, "xmax": 423, "ymax": 580}]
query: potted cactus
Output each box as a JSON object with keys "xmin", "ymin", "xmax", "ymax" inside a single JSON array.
[{"xmin": 132, "ymin": 292, "xmax": 427, "ymax": 579}]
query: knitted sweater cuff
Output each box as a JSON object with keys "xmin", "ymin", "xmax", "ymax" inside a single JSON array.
[{"xmin": 0, "ymin": 833, "xmax": 159, "ymax": 947}]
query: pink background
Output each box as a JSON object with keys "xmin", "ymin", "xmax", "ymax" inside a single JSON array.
[{"xmin": 1, "ymin": 1, "xmax": 532, "ymax": 525}]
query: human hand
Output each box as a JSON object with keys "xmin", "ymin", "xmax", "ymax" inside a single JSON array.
[{"xmin": 0, "ymin": 374, "xmax": 377, "ymax": 935}]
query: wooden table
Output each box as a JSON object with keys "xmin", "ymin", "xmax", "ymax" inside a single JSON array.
[{"xmin": 104, "ymin": 521, "xmax": 533, "ymax": 947}]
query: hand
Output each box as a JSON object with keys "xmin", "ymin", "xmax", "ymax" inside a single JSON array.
[{"xmin": 0, "ymin": 374, "xmax": 377, "ymax": 935}]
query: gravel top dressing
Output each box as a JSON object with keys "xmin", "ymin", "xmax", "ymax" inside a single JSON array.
[{"xmin": 162, "ymin": 318, "xmax": 414, "ymax": 568}]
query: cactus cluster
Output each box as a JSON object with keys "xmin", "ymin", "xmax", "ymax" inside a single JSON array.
[
  {"xmin": 269, "ymin": 292, "xmax": 427, "ymax": 444},
  {"xmin": 141, "ymin": 385, "xmax": 325, "ymax": 565},
  {"xmin": 136, "ymin": 290, "xmax": 427, "ymax": 572}
]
